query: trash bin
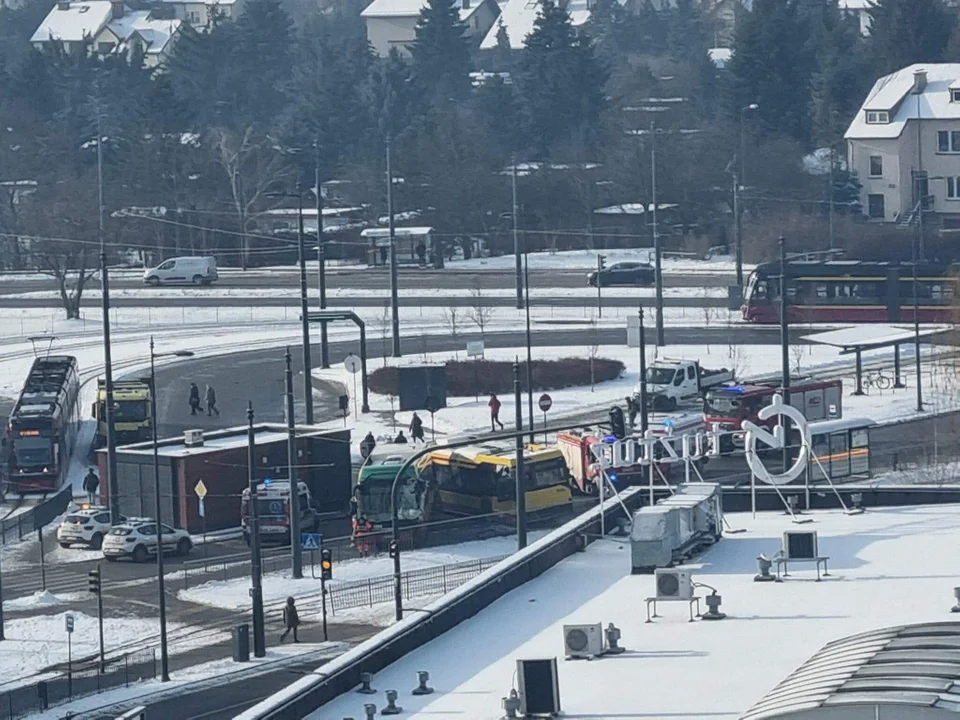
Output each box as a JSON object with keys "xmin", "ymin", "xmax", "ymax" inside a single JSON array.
[
  {"xmin": 233, "ymin": 624, "xmax": 250, "ymax": 662},
  {"xmin": 727, "ymin": 285, "xmax": 743, "ymax": 311},
  {"xmin": 36, "ymin": 681, "xmax": 48, "ymax": 710}
]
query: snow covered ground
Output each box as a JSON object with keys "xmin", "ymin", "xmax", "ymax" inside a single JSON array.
[
  {"xmin": 0, "ymin": 611, "xmax": 225, "ymax": 691},
  {"xmin": 2, "ymin": 590, "xmax": 87, "ymax": 611},
  {"xmin": 18, "ymin": 642, "xmax": 348, "ymax": 720},
  {"xmin": 178, "ymin": 532, "xmax": 548, "ymax": 613},
  {"xmin": 443, "ymin": 249, "xmax": 747, "ymax": 274},
  {"xmin": 309, "ymin": 504, "xmax": 960, "ymax": 720}
]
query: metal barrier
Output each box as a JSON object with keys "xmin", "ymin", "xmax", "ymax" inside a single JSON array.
[
  {"xmin": 0, "ymin": 650, "xmax": 156, "ymax": 720},
  {"xmin": 115, "ymin": 706, "xmax": 147, "ymax": 719},
  {"xmin": 0, "ymin": 484, "xmax": 72, "ymax": 546}
]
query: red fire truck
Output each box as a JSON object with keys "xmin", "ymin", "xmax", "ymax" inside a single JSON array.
[
  {"xmin": 703, "ymin": 379, "xmax": 842, "ymax": 454},
  {"xmin": 557, "ymin": 412, "xmax": 706, "ymax": 494},
  {"xmin": 240, "ymin": 479, "xmax": 318, "ymax": 546}
]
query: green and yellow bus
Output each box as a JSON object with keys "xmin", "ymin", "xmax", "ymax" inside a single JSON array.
[{"xmin": 355, "ymin": 445, "xmax": 432, "ymax": 528}]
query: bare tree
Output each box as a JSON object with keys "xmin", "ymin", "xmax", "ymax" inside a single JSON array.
[
  {"xmin": 373, "ymin": 302, "xmax": 391, "ymax": 367},
  {"xmin": 701, "ymin": 287, "xmax": 715, "ymax": 353},
  {"xmin": 210, "ymin": 126, "xmax": 292, "ymax": 269},
  {"xmin": 442, "ymin": 306, "xmax": 461, "ymax": 359},
  {"xmin": 726, "ymin": 322, "xmax": 749, "ymax": 378},
  {"xmin": 37, "ymin": 244, "xmax": 97, "ymax": 320},
  {"xmin": 791, "ymin": 344, "xmax": 804, "ymax": 376},
  {"xmin": 467, "ymin": 283, "xmax": 494, "ymax": 338},
  {"xmin": 588, "ymin": 327, "xmax": 600, "ymax": 391},
  {"xmin": 418, "ymin": 333, "xmax": 430, "ymax": 363}
]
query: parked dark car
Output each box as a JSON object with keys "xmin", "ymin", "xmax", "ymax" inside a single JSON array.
[{"xmin": 587, "ymin": 262, "xmax": 655, "ymax": 287}]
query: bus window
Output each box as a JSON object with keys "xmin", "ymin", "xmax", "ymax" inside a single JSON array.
[
  {"xmin": 852, "ymin": 429, "xmax": 869, "ymax": 448},
  {"xmin": 830, "ymin": 432, "xmax": 848, "ymax": 454}
]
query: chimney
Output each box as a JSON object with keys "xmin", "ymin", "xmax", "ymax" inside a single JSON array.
[
  {"xmin": 461, "ymin": 0, "xmax": 470, "ymax": 8},
  {"xmin": 913, "ymin": 68, "xmax": 927, "ymax": 95},
  {"xmin": 56, "ymin": 1, "xmax": 70, "ymax": 10},
  {"xmin": 110, "ymin": 0, "xmax": 123, "ymax": 18}
]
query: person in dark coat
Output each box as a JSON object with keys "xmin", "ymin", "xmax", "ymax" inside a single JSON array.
[
  {"xmin": 280, "ymin": 596, "xmax": 300, "ymax": 643},
  {"xmin": 205, "ymin": 385, "xmax": 220, "ymax": 416},
  {"xmin": 488, "ymin": 394, "xmax": 504, "ymax": 431},
  {"xmin": 379, "ymin": 246, "xmax": 388, "ymax": 265},
  {"xmin": 82, "ymin": 468, "xmax": 100, "ymax": 505},
  {"xmin": 360, "ymin": 432, "xmax": 376, "ymax": 459},
  {"xmin": 409, "ymin": 413, "xmax": 425, "ymax": 443},
  {"xmin": 188, "ymin": 383, "xmax": 201, "ymax": 415},
  {"xmin": 625, "ymin": 396, "xmax": 638, "ymax": 429},
  {"xmin": 394, "ymin": 430, "xmax": 408, "ymax": 444},
  {"xmin": 415, "ymin": 242, "xmax": 427, "ymax": 267}
]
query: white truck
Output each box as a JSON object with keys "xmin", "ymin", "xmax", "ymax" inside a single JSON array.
[{"xmin": 633, "ymin": 359, "xmax": 734, "ymax": 411}]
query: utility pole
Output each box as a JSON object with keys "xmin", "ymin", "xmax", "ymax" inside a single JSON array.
[
  {"xmin": 512, "ymin": 154, "xmax": 523, "ymax": 310},
  {"xmin": 912, "ymin": 224, "xmax": 924, "ymax": 413},
  {"xmin": 638, "ymin": 307, "xmax": 648, "ymax": 434},
  {"xmin": 96, "ymin": 102, "xmax": 120, "ymax": 524},
  {"xmin": 285, "ymin": 348, "xmax": 303, "ymax": 579},
  {"xmin": 828, "ymin": 148, "xmax": 836, "ymax": 250},
  {"xmin": 651, "ymin": 123, "xmax": 664, "ymax": 346},
  {"xmin": 779, "ymin": 236, "xmax": 791, "ymax": 473},
  {"xmin": 513, "ymin": 361, "xmax": 526, "ymax": 551},
  {"xmin": 315, "ymin": 141, "xmax": 329, "ymax": 369},
  {"xmin": 524, "ymin": 249, "xmax": 534, "ymax": 442},
  {"xmin": 386, "ymin": 137, "xmax": 400, "ymax": 357},
  {"xmin": 296, "ymin": 182, "xmax": 314, "ymax": 425},
  {"xmin": 247, "ymin": 402, "xmax": 265, "ymax": 657},
  {"xmin": 733, "ymin": 171, "xmax": 742, "ymax": 289}
]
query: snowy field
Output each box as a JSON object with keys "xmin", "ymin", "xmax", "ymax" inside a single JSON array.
[
  {"xmin": 0, "ymin": 611, "xmax": 225, "ymax": 691},
  {"xmin": 178, "ymin": 532, "xmax": 548, "ymax": 613},
  {"xmin": 310, "ymin": 504, "xmax": 960, "ymax": 720}
]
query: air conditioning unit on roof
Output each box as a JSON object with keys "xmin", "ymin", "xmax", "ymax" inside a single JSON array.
[
  {"xmin": 183, "ymin": 429, "xmax": 203, "ymax": 447},
  {"xmin": 563, "ymin": 624, "xmax": 603, "ymax": 659},
  {"xmin": 655, "ymin": 568, "xmax": 693, "ymax": 600},
  {"xmin": 783, "ymin": 530, "xmax": 818, "ymax": 560}
]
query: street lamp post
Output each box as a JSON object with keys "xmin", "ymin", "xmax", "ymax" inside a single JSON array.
[
  {"xmin": 314, "ymin": 141, "xmax": 330, "ymax": 369},
  {"xmin": 736, "ymin": 103, "xmax": 759, "ymax": 290},
  {"xmin": 778, "ymin": 237, "xmax": 791, "ymax": 473},
  {"xmin": 148, "ymin": 338, "xmax": 194, "ymax": 683},
  {"xmin": 912, "ymin": 226, "xmax": 924, "ymax": 412},
  {"xmin": 386, "ymin": 137, "xmax": 401, "ymax": 358},
  {"xmin": 296, "ymin": 182, "xmax": 314, "ymax": 425},
  {"xmin": 512, "ymin": 156, "xmax": 523, "ymax": 310},
  {"xmin": 523, "ymin": 247, "xmax": 534, "ymax": 441},
  {"xmin": 246, "ymin": 402, "xmax": 265, "ymax": 657},
  {"xmin": 650, "ymin": 123, "xmax": 664, "ymax": 346}
]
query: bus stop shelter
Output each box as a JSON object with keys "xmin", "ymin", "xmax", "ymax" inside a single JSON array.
[{"xmin": 801, "ymin": 324, "xmax": 951, "ymax": 395}]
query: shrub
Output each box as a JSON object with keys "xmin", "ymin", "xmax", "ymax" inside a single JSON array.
[{"xmin": 368, "ymin": 358, "xmax": 625, "ymax": 397}]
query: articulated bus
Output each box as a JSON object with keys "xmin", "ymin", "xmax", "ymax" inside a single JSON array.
[
  {"xmin": 742, "ymin": 260, "xmax": 959, "ymax": 323},
  {"xmin": 420, "ymin": 442, "xmax": 572, "ymax": 516},
  {"xmin": 355, "ymin": 445, "xmax": 432, "ymax": 529}
]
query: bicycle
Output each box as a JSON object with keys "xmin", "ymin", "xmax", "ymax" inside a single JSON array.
[{"xmin": 862, "ymin": 370, "xmax": 893, "ymax": 391}]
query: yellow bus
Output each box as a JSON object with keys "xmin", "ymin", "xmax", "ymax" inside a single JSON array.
[{"xmin": 420, "ymin": 442, "xmax": 572, "ymax": 516}]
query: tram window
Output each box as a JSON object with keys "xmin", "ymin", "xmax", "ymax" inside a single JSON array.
[
  {"xmin": 830, "ymin": 432, "xmax": 848, "ymax": 454},
  {"xmin": 755, "ymin": 281, "xmax": 768, "ymax": 300},
  {"xmin": 815, "ymin": 284, "xmax": 828, "ymax": 299},
  {"xmin": 852, "ymin": 429, "xmax": 869, "ymax": 448},
  {"xmin": 931, "ymin": 284, "xmax": 954, "ymax": 301}
]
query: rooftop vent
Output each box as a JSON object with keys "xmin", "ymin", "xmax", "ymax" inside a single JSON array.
[
  {"xmin": 184, "ymin": 429, "xmax": 204, "ymax": 447},
  {"xmin": 56, "ymin": 1, "xmax": 70, "ymax": 10},
  {"xmin": 914, "ymin": 69, "xmax": 927, "ymax": 95}
]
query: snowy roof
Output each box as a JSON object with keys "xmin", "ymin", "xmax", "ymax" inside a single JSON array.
[
  {"xmin": 708, "ymin": 47, "xmax": 732, "ymax": 69},
  {"xmin": 31, "ymin": 1, "xmax": 115, "ymax": 44},
  {"xmin": 593, "ymin": 202, "xmax": 679, "ymax": 215},
  {"xmin": 361, "ymin": 0, "xmax": 487, "ymax": 21},
  {"xmin": 361, "ymin": 226, "xmax": 432, "ymax": 237},
  {"xmin": 304, "ymin": 504, "xmax": 960, "ymax": 719},
  {"xmin": 109, "ymin": 425, "xmax": 336, "ymax": 458},
  {"xmin": 259, "ymin": 207, "xmax": 365, "ymax": 218},
  {"xmin": 845, "ymin": 63, "xmax": 960, "ymax": 140},
  {"xmin": 480, "ymin": 0, "xmax": 600, "ymax": 50},
  {"xmin": 104, "ymin": 11, "xmax": 182, "ymax": 54},
  {"xmin": 160, "ymin": 0, "xmax": 239, "ymax": 6},
  {"xmin": 802, "ymin": 323, "xmax": 952, "ymax": 350},
  {"xmin": 838, "ymin": 0, "xmax": 873, "ymax": 9}
]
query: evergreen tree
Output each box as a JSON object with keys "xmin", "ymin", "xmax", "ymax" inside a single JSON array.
[
  {"xmin": 410, "ymin": 0, "xmax": 472, "ymax": 103},
  {"xmin": 492, "ymin": 23, "xmax": 513, "ymax": 71},
  {"xmin": 810, "ymin": 8, "xmax": 868, "ymax": 146},
  {"xmin": 665, "ymin": 0, "xmax": 705, "ymax": 62},
  {"xmin": 517, "ymin": 0, "xmax": 607, "ymax": 156},
  {"xmin": 867, "ymin": 0, "xmax": 953, "ymax": 75},
  {"xmin": 725, "ymin": 0, "xmax": 815, "ymax": 144},
  {"xmin": 232, "ymin": 0, "xmax": 294, "ymax": 124}
]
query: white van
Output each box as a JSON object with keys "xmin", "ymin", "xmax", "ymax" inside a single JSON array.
[{"xmin": 143, "ymin": 256, "xmax": 218, "ymax": 286}]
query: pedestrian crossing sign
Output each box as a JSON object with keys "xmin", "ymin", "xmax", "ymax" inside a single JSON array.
[{"xmin": 301, "ymin": 533, "xmax": 321, "ymax": 551}]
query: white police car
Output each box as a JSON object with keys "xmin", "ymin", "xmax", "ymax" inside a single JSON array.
[
  {"xmin": 101, "ymin": 518, "xmax": 193, "ymax": 563},
  {"xmin": 57, "ymin": 506, "xmax": 121, "ymax": 550}
]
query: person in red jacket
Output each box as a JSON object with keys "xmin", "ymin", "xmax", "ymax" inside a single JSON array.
[{"xmin": 488, "ymin": 393, "xmax": 504, "ymax": 431}]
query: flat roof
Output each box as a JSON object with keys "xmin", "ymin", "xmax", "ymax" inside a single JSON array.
[
  {"xmin": 306, "ymin": 504, "xmax": 960, "ymax": 719},
  {"xmin": 802, "ymin": 323, "xmax": 952, "ymax": 351},
  {"xmin": 107, "ymin": 424, "xmax": 341, "ymax": 458}
]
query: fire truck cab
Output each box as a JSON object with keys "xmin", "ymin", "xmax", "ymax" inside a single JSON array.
[{"xmin": 240, "ymin": 479, "xmax": 318, "ymax": 546}]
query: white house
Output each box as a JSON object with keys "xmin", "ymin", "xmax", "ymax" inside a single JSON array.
[
  {"xmin": 362, "ymin": 0, "xmax": 498, "ymax": 57},
  {"xmin": 838, "ymin": 0, "xmax": 872, "ymax": 36},
  {"xmin": 845, "ymin": 63, "xmax": 960, "ymax": 231},
  {"xmin": 480, "ymin": 0, "xmax": 592, "ymax": 50},
  {"xmin": 31, "ymin": 0, "xmax": 182, "ymax": 67},
  {"xmin": 159, "ymin": 0, "xmax": 243, "ymax": 29}
]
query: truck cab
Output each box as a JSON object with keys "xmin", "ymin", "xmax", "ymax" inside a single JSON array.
[
  {"xmin": 240, "ymin": 479, "xmax": 318, "ymax": 546},
  {"xmin": 634, "ymin": 359, "xmax": 733, "ymax": 411},
  {"xmin": 92, "ymin": 380, "xmax": 152, "ymax": 448}
]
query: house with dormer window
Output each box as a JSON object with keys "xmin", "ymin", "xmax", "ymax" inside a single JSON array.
[{"xmin": 845, "ymin": 63, "xmax": 960, "ymax": 231}]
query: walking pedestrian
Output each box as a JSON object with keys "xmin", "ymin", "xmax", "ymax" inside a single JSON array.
[
  {"xmin": 379, "ymin": 246, "xmax": 388, "ymax": 265},
  {"xmin": 82, "ymin": 468, "xmax": 100, "ymax": 505},
  {"xmin": 409, "ymin": 412, "xmax": 425, "ymax": 443},
  {"xmin": 416, "ymin": 241, "xmax": 426, "ymax": 267},
  {"xmin": 188, "ymin": 382, "xmax": 201, "ymax": 416},
  {"xmin": 360, "ymin": 432, "xmax": 376, "ymax": 459},
  {"xmin": 279, "ymin": 596, "xmax": 300, "ymax": 643},
  {"xmin": 352, "ymin": 514, "xmax": 375, "ymax": 557},
  {"xmin": 394, "ymin": 430, "xmax": 408, "ymax": 444},
  {"xmin": 205, "ymin": 384, "xmax": 220, "ymax": 416},
  {"xmin": 488, "ymin": 393, "xmax": 504, "ymax": 431},
  {"xmin": 625, "ymin": 396, "xmax": 638, "ymax": 429}
]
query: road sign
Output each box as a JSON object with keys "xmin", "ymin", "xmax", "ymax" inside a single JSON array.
[
  {"xmin": 743, "ymin": 394, "xmax": 810, "ymax": 486},
  {"xmin": 466, "ymin": 341, "xmax": 484, "ymax": 358},
  {"xmin": 194, "ymin": 480, "xmax": 208, "ymax": 499},
  {"xmin": 198, "ymin": 498, "xmax": 206, "ymax": 518},
  {"xmin": 65, "ymin": 614, "xmax": 74, "ymax": 633},
  {"xmin": 538, "ymin": 393, "xmax": 553, "ymax": 412},
  {"xmin": 344, "ymin": 354, "xmax": 361, "ymax": 374},
  {"xmin": 301, "ymin": 533, "xmax": 321, "ymax": 551}
]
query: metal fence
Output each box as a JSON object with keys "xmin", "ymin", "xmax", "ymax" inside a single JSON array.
[
  {"xmin": 0, "ymin": 650, "xmax": 156, "ymax": 720},
  {"xmin": 293, "ymin": 555, "xmax": 511, "ymax": 615},
  {"xmin": 0, "ymin": 484, "xmax": 71, "ymax": 546}
]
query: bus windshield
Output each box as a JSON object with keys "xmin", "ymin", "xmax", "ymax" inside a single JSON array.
[
  {"xmin": 13, "ymin": 437, "xmax": 52, "ymax": 467},
  {"xmin": 358, "ymin": 477, "xmax": 423, "ymax": 520},
  {"xmin": 705, "ymin": 395, "xmax": 741, "ymax": 416},
  {"xmin": 743, "ymin": 271, "xmax": 758, "ymax": 304},
  {"xmin": 528, "ymin": 457, "xmax": 569, "ymax": 489}
]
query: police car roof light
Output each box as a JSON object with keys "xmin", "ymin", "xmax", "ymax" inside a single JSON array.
[
  {"xmin": 602, "ymin": 435, "xmax": 618, "ymax": 444},
  {"xmin": 722, "ymin": 385, "xmax": 745, "ymax": 394}
]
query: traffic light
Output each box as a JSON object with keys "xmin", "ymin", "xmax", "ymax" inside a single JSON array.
[
  {"xmin": 609, "ymin": 406, "xmax": 626, "ymax": 439},
  {"xmin": 598, "ymin": 254, "xmax": 607, "ymax": 271},
  {"xmin": 320, "ymin": 548, "xmax": 332, "ymax": 581},
  {"xmin": 389, "ymin": 540, "xmax": 399, "ymax": 560},
  {"xmin": 88, "ymin": 567, "xmax": 101, "ymax": 595}
]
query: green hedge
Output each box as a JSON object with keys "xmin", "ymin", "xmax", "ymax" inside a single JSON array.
[{"xmin": 368, "ymin": 358, "xmax": 625, "ymax": 397}]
